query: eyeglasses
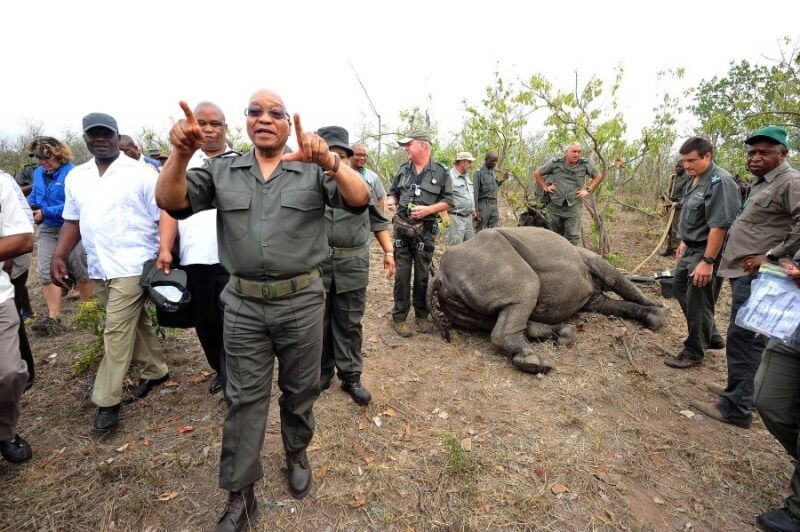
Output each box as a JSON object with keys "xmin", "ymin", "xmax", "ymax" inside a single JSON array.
[{"xmin": 244, "ymin": 107, "xmax": 290, "ymax": 121}]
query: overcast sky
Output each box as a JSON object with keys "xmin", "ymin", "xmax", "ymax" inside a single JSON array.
[{"xmin": 2, "ymin": 0, "xmax": 798, "ymax": 150}]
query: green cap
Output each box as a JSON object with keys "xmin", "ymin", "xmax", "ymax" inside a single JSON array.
[
  {"xmin": 745, "ymin": 125, "xmax": 788, "ymax": 147},
  {"xmin": 397, "ymin": 129, "xmax": 433, "ymax": 145}
]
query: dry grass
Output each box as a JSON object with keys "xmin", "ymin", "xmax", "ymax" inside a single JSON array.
[{"xmin": 1, "ymin": 207, "xmax": 792, "ymax": 531}]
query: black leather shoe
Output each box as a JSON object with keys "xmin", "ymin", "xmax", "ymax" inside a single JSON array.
[
  {"xmin": 286, "ymin": 449, "xmax": 312, "ymax": 499},
  {"xmin": 319, "ymin": 373, "xmax": 333, "ymax": 392},
  {"xmin": 129, "ymin": 373, "xmax": 170, "ymax": 401},
  {"xmin": 215, "ymin": 484, "xmax": 258, "ymax": 532},
  {"xmin": 708, "ymin": 337, "xmax": 726, "ymax": 350},
  {"xmin": 342, "ymin": 380, "xmax": 372, "ymax": 405},
  {"xmin": 0, "ymin": 434, "xmax": 32, "ymax": 463},
  {"xmin": 757, "ymin": 508, "xmax": 800, "ymax": 532},
  {"xmin": 209, "ymin": 374, "xmax": 223, "ymax": 395},
  {"xmin": 94, "ymin": 404, "xmax": 121, "ymax": 433},
  {"xmin": 664, "ymin": 354, "xmax": 703, "ymax": 369}
]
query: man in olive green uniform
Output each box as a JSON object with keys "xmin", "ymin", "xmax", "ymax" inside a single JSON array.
[
  {"xmin": 316, "ymin": 126, "xmax": 394, "ymax": 406},
  {"xmin": 156, "ymin": 91, "xmax": 370, "ymax": 532},
  {"xmin": 753, "ymin": 251, "xmax": 800, "ymax": 532},
  {"xmin": 389, "ymin": 129, "xmax": 453, "ymax": 337},
  {"xmin": 691, "ymin": 126, "xmax": 800, "ymax": 429},
  {"xmin": 664, "ymin": 137, "xmax": 740, "ymax": 369},
  {"xmin": 661, "ymin": 160, "xmax": 690, "ymax": 256},
  {"xmin": 473, "ymin": 151, "xmax": 506, "ymax": 231},
  {"xmin": 532, "ymin": 142, "xmax": 603, "ymax": 245}
]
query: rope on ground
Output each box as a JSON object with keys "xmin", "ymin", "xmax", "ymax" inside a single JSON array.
[{"xmin": 631, "ymin": 203, "xmax": 676, "ymax": 274}]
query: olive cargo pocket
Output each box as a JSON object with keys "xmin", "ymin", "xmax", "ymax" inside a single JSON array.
[
  {"xmin": 214, "ymin": 189, "xmax": 252, "ymax": 241},
  {"xmin": 419, "ymin": 180, "xmax": 442, "ymax": 205},
  {"xmin": 281, "ymin": 190, "xmax": 324, "ymax": 238}
]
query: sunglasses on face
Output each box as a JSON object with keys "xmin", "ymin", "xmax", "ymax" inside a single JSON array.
[{"xmin": 244, "ymin": 107, "xmax": 290, "ymax": 121}]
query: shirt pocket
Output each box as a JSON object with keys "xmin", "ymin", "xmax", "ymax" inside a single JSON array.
[
  {"xmin": 215, "ymin": 189, "xmax": 252, "ymax": 241},
  {"xmin": 419, "ymin": 180, "xmax": 442, "ymax": 206},
  {"xmin": 281, "ymin": 190, "xmax": 323, "ymax": 238}
]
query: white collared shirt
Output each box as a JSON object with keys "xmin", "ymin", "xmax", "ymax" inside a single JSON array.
[
  {"xmin": 62, "ymin": 154, "xmax": 160, "ymax": 280},
  {"xmin": 177, "ymin": 147, "xmax": 235, "ymax": 266},
  {"xmin": 0, "ymin": 172, "xmax": 35, "ymax": 303}
]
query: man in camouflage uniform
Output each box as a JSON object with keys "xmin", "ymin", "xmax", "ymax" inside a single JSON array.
[
  {"xmin": 532, "ymin": 142, "xmax": 604, "ymax": 245},
  {"xmin": 389, "ymin": 129, "xmax": 453, "ymax": 338}
]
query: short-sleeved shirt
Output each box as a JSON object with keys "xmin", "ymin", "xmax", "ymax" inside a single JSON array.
[
  {"xmin": 62, "ymin": 154, "xmax": 161, "ymax": 280},
  {"xmin": 358, "ymin": 167, "xmax": 386, "ymax": 200},
  {"xmin": 389, "ymin": 159, "xmax": 453, "ymax": 222},
  {"xmin": 448, "ymin": 168, "xmax": 475, "ymax": 215},
  {"xmin": 0, "ymin": 172, "xmax": 35, "ymax": 303},
  {"xmin": 473, "ymin": 164, "xmax": 502, "ymax": 202},
  {"xmin": 168, "ymin": 150, "xmax": 365, "ymax": 280},
  {"xmin": 677, "ymin": 163, "xmax": 740, "ymax": 244},
  {"xmin": 323, "ymin": 194, "xmax": 388, "ymax": 293},
  {"xmin": 718, "ymin": 162, "xmax": 800, "ymax": 277},
  {"xmin": 537, "ymin": 157, "xmax": 599, "ymax": 207},
  {"xmin": 175, "ymin": 147, "xmax": 238, "ymax": 266}
]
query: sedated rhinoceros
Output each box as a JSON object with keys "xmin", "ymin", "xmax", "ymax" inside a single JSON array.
[{"xmin": 428, "ymin": 227, "xmax": 667, "ymax": 374}]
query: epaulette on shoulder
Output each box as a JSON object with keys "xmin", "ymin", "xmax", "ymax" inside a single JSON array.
[
  {"xmin": 579, "ymin": 157, "xmax": 588, "ymax": 163},
  {"xmin": 436, "ymin": 161, "xmax": 449, "ymax": 172},
  {"xmin": 551, "ymin": 157, "xmax": 560, "ymax": 163},
  {"xmin": 710, "ymin": 174, "xmax": 721, "ymax": 185}
]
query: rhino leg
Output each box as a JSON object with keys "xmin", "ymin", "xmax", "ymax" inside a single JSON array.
[
  {"xmin": 580, "ymin": 250, "xmax": 661, "ymax": 307},
  {"xmin": 490, "ymin": 297, "xmax": 554, "ymax": 374},
  {"xmin": 583, "ymin": 293, "xmax": 668, "ymax": 330},
  {"xmin": 526, "ymin": 321, "xmax": 577, "ymax": 346}
]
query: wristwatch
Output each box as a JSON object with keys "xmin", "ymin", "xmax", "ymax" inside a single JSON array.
[{"xmin": 701, "ymin": 255, "xmax": 715, "ymax": 265}]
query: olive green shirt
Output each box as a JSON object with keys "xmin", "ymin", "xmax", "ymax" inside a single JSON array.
[
  {"xmin": 677, "ymin": 163, "xmax": 740, "ymax": 244},
  {"xmin": 718, "ymin": 162, "xmax": 800, "ymax": 277},
  {"xmin": 389, "ymin": 159, "xmax": 453, "ymax": 222},
  {"xmin": 473, "ymin": 164, "xmax": 504, "ymax": 203},
  {"xmin": 321, "ymin": 195, "xmax": 388, "ymax": 293},
  {"xmin": 537, "ymin": 157, "xmax": 599, "ymax": 207},
  {"xmin": 168, "ymin": 150, "xmax": 365, "ymax": 280}
]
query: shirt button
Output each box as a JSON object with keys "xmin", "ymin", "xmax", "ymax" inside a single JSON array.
[
  {"xmin": 262, "ymin": 215, "xmax": 268, "ymax": 220},
  {"xmin": 261, "ymin": 241, "xmax": 267, "ymax": 247},
  {"xmin": 263, "ymin": 188, "xmax": 268, "ymax": 194}
]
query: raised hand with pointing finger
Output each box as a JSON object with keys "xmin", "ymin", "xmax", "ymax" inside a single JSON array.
[
  {"xmin": 169, "ymin": 101, "xmax": 204, "ymax": 156},
  {"xmin": 281, "ymin": 113, "xmax": 337, "ymax": 173}
]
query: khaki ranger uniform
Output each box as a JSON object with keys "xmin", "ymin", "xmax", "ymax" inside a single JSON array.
[
  {"xmin": 674, "ymin": 162, "xmax": 740, "ymax": 361},
  {"xmin": 320, "ymin": 195, "xmax": 388, "ymax": 387},
  {"xmin": 390, "ymin": 159, "xmax": 453, "ymax": 322},
  {"xmin": 473, "ymin": 164, "xmax": 504, "ymax": 231},
  {"xmin": 537, "ymin": 157, "xmax": 599, "ymax": 245},
  {"xmin": 716, "ymin": 161, "xmax": 800, "ymax": 426},
  {"xmin": 168, "ymin": 151, "xmax": 365, "ymax": 492}
]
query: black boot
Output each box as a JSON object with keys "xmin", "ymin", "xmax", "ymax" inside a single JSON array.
[
  {"xmin": 342, "ymin": 379, "xmax": 372, "ymax": 405},
  {"xmin": 0, "ymin": 434, "xmax": 32, "ymax": 463},
  {"xmin": 286, "ymin": 449, "xmax": 312, "ymax": 499},
  {"xmin": 94, "ymin": 404, "xmax": 121, "ymax": 433},
  {"xmin": 215, "ymin": 485, "xmax": 257, "ymax": 532},
  {"xmin": 757, "ymin": 508, "xmax": 800, "ymax": 532}
]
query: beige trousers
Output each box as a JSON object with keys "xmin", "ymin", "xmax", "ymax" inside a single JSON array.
[
  {"xmin": 0, "ymin": 299, "xmax": 27, "ymax": 441},
  {"xmin": 92, "ymin": 277, "xmax": 168, "ymax": 407}
]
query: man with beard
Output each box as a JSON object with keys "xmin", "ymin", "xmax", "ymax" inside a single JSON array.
[
  {"xmin": 51, "ymin": 113, "xmax": 169, "ymax": 433},
  {"xmin": 156, "ymin": 91, "xmax": 369, "ymax": 532}
]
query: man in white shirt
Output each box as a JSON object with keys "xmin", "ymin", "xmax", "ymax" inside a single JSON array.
[
  {"xmin": 0, "ymin": 171, "xmax": 34, "ymax": 463},
  {"xmin": 157, "ymin": 101, "xmax": 235, "ymax": 394},
  {"xmin": 445, "ymin": 152, "xmax": 477, "ymax": 246},
  {"xmin": 51, "ymin": 113, "xmax": 169, "ymax": 433}
]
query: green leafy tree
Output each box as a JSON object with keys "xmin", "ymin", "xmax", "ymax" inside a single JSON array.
[{"xmin": 690, "ymin": 37, "xmax": 800, "ymax": 177}]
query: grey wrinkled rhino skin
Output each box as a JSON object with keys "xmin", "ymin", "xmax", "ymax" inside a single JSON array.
[{"xmin": 428, "ymin": 227, "xmax": 667, "ymax": 374}]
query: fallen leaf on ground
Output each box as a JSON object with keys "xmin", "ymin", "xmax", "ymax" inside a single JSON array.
[
  {"xmin": 115, "ymin": 443, "xmax": 129, "ymax": 453},
  {"xmin": 534, "ymin": 466, "xmax": 546, "ymax": 479},
  {"xmin": 200, "ymin": 371, "xmax": 212, "ymax": 377},
  {"xmin": 142, "ymin": 438, "xmax": 152, "ymax": 447},
  {"xmin": 654, "ymin": 496, "xmax": 666, "ymax": 505},
  {"xmin": 157, "ymin": 491, "xmax": 179, "ymax": 501},
  {"xmin": 178, "ymin": 426, "xmax": 195, "ymax": 434},
  {"xmin": 373, "ymin": 416, "xmax": 382, "ymax": 427},
  {"xmin": 679, "ymin": 410, "xmax": 695, "ymax": 418},
  {"xmin": 313, "ymin": 464, "xmax": 329, "ymax": 481},
  {"xmin": 467, "ymin": 364, "xmax": 480, "ymax": 372},
  {"xmin": 460, "ymin": 437, "xmax": 472, "ymax": 452},
  {"xmin": 438, "ymin": 411, "xmax": 450, "ymax": 420},
  {"xmin": 648, "ymin": 452, "xmax": 666, "ymax": 466},
  {"xmin": 358, "ymin": 420, "xmax": 367, "ymax": 430},
  {"xmin": 349, "ymin": 494, "xmax": 367, "ymax": 508},
  {"xmin": 164, "ymin": 380, "xmax": 178, "ymax": 388},
  {"xmin": 383, "ymin": 406, "xmax": 397, "ymax": 417},
  {"xmin": 551, "ymin": 483, "xmax": 570, "ymax": 494}
]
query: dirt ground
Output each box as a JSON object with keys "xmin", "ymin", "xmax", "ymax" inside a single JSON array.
[{"xmin": 2, "ymin": 206, "xmax": 795, "ymax": 531}]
